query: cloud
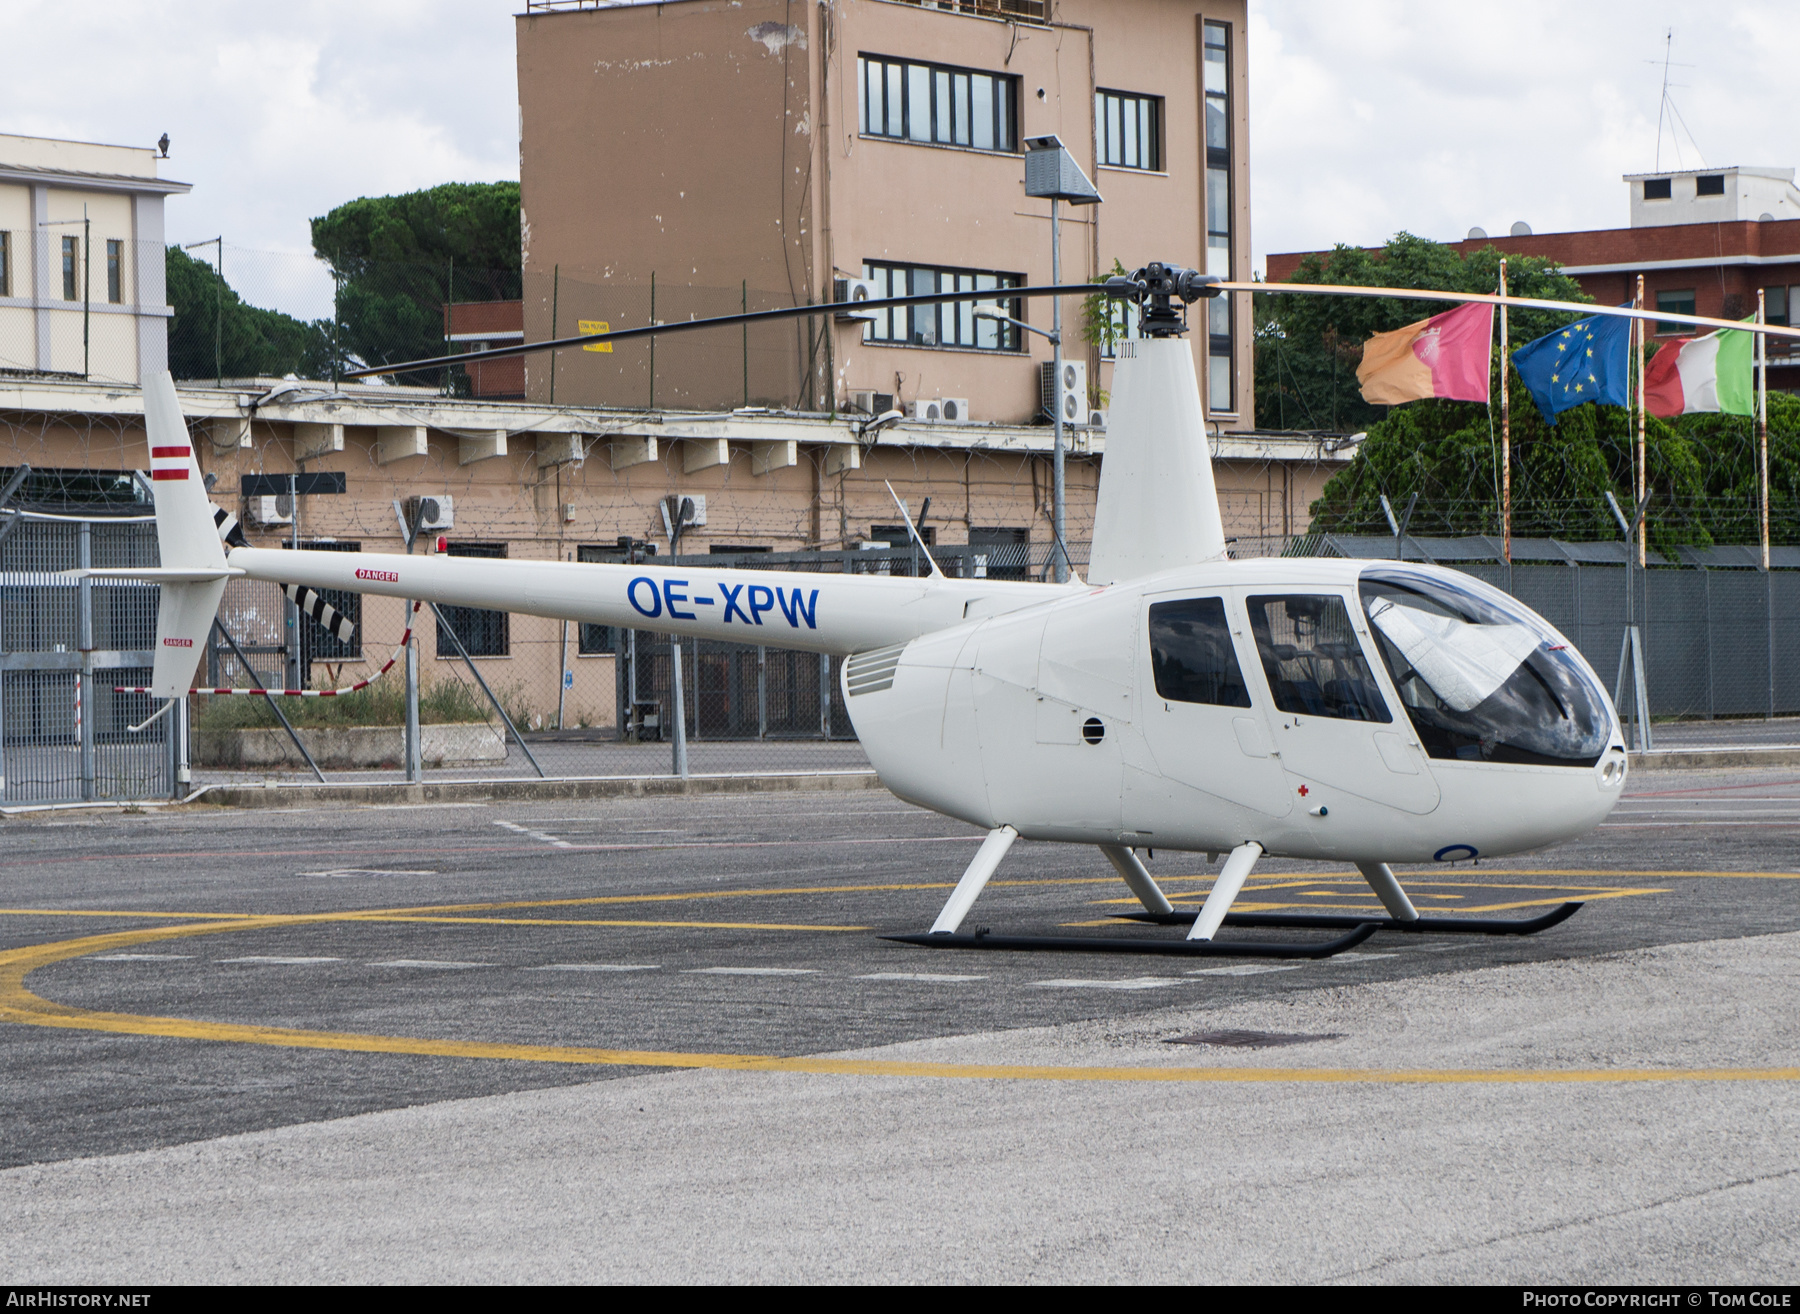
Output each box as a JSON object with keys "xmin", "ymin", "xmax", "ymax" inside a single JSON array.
[
  {"xmin": 1, "ymin": 0, "xmax": 518, "ymax": 312},
  {"xmin": 5, "ymin": 0, "xmax": 1790, "ymax": 311},
  {"xmin": 1249, "ymin": 0, "xmax": 1797, "ymax": 269}
]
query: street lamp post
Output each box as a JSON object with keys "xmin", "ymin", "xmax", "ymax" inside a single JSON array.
[{"xmin": 1023, "ymin": 136, "xmax": 1102, "ymax": 584}]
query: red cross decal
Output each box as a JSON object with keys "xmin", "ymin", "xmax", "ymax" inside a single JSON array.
[{"xmin": 1297, "ymin": 784, "xmax": 1310, "ymax": 797}]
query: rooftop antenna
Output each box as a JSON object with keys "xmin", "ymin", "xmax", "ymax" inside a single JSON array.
[{"xmin": 1650, "ymin": 29, "xmax": 1702, "ymax": 172}]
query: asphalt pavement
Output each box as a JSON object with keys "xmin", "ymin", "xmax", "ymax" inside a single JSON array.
[{"xmin": 1, "ymin": 764, "xmax": 1797, "ymax": 1282}]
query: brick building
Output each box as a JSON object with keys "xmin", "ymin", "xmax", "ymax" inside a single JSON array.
[{"xmin": 1267, "ymin": 166, "xmax": 1800, "ymax": 392}]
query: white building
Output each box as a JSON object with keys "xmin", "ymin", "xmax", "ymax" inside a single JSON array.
[
  {"xmin": 1625, "ymin": 166, "xmax": 1800, "ymax": 229},
  {"xmin": 0, "ymin": 133, "xmax": 190, "ymax": 384}
]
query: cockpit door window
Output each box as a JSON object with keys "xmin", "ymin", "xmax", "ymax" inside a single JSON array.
[
  {"xmin": 1148, "ymin": 596, "xmax": 1250, "ymax": 707},
  {"xmin": 1245, "ymin": 594, "xmax": 1392, "ymax": 723}
]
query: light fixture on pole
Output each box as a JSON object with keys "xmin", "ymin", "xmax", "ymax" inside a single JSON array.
[{"xmin": 1023, "ymin": 134, "xmax": 1101, "ymax": 583}]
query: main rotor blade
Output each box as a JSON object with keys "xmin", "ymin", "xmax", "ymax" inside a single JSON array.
[
  {"xmin": 340, "ymin": 282, "xmax": 1102, "ymax": 380},
  {"xmin": 1227, "ymin": 281, "xmax": 1800, "ymax": 342},
  {"xmin": 343, "ymin": 272, "xmax": 1800, "ymax": 383}
]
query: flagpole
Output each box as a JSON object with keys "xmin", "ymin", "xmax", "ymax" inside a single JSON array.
[
  {"xmin": 1759, "ymin": 288, "xmax": 1770, "ymax": 573},
  {"xmin": 1636, "ymin": 274, "xmax": 1647, "ymax": 570},
  {"xmin": 1500, "ymin": 259, "xmax": 1510, "ymax": 563}
]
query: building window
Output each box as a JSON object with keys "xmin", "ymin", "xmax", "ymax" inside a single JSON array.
[
  {"xmin": 861, "ymin": 262, "xmax": 1023, "ymax": 351},
  {"xmin": 574, "ymin": 544, "xmax": 620, "ymax": 654},
  {"xmin": 858, "ymin": 54, "xmax": 1017, "ymax": 153},
  {"xmin": 61, "ymin": 236, "xmax": 80, "ymax": 301},
  {"xmin": 1767, "ymin": 286, "xmax": 1789, "ymax": 329},
  {"xmin": 106, "ymin": 240, "xmax": 123, "ymax": 304},
  {"xmin": 1097, "ymin": 295, "xmax": 1141, "ymax": 360},
  {"xmin": 1696, "ymin": 174, "xmax": 1726, "ymax": 197},
  {"xmin": 1095, "ymin": 90, "xmax": 1161, "ymax": 170},
  {"xmin": 1203, "ymin": 20, "xmax": 1234, "ymax": 413},
  {"xmin": 1643, "ymin": 178, "xmax": 1672, "ymax": 200},
  {"xmin": 288, "ymin": 540, "xmax": 363, "ymax": 663},
  {"xmin": 969, "ymin": 526, "xmax": 1030, "ymax": 580},
  {"xmin": 0, "ymin": 231, "xmax": 10, "ymax": 297},
  {"xmin": 1656, "ymin": 289, "xmax": 1695, "ymax": 335},
  {"xmin": 437, "ymin": 542, "xmax": 509, "ymax": 658},
  {"xmin": 870, "ymin": 523, "xmax": 936, "ymax": 577}
]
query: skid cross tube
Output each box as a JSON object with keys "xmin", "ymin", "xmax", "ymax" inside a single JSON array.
[
  {"xmin": 884, "ymin": 924, "xmax": 1379, "ymax": 959},
  {"xmin": 1114, "ymin": 901, "xmax": 1584, "ymax": 937}
]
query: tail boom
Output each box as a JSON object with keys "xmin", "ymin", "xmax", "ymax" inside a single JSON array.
[{"xmin": 228, "ymin": 547, "xmax": 1076, "ymax": 657}]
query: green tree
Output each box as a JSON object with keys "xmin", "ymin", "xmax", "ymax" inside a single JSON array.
[
  {"xmin": 310, "ymin": 182, "xmax": 521, "ymax": 381},
  {"xmin": 164, "ymin": 246, "xmax": 332, "ymax": 382}
]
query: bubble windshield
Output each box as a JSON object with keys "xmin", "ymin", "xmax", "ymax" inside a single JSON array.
[{"xmin": 1358, "ymin": 567, "xmax": 1613, "ymax": 767}]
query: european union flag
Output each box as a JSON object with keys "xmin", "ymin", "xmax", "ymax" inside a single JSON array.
[{"xmin": 1510, "ymin": 308, "xmax": 1632, "ymax": 425}]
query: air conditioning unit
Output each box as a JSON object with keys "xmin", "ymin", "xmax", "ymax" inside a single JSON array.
[
  {"xmin": 1040, "ymin": 359, "xmax": 1089, "ymax": 426},
  {"xmin": 848, "ymin": 389, "xmax": 895, "ymax": 416},
  {"xmin": 833, "ymin": 277, "xmax": 881, "ymax": 321},
  {"xmin": 911, "ymin": 399, "xmax": 945, "ymax": 421},
  {"xmin": 249, "ymin": 494, "xmax": 293, "ymax": 527},
  {"xmin": 937, "ymin": 397, "xmax": 972, "ymax": 423},
  {"xmin": 663, "ymin": 493, "xmax": 707, "ymax": 529},
  {"xmin": 1087, "ymin": 408, "xmax": 1107, "ymax": 431},
  {"xmin": 409, "ymin": 494, "xmax": 454, "ymax": 533}
]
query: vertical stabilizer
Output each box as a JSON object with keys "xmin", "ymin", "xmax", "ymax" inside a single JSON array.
[
  {"xmin": 145, "ymin": 372, "xmax": 227, "ymax": 696},
  {"xmin": 1085, "ymin": 338, "xmax": 1227, "ymax": 585}
]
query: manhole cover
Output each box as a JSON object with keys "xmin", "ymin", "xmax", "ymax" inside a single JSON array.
[{"xmin": 1163, "ymin": 1029, "xmax": 1343, "ymax": 1048}]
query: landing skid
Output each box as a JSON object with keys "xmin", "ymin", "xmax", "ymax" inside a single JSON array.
[
  {"xmin": 1112, "ymin": 901, "xmax": 1584, "ymax": 937},
  {"xmin": 883, "ymin": 923, "xmax": 1378, "ymax": 959}
]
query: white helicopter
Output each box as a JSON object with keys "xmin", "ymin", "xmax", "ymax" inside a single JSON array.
[{"xmin": 107, "ymin": 262, "xmax": 1741, "ymax": 960}]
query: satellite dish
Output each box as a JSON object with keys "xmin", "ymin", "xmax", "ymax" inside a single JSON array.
[
  {"xmin": 1510, "ymin": 221, "xmax": 1532, "ymax": 237},
  {"xmin": 1466, "ymin": 226, "xmax": 1488, "ymax": 240}
]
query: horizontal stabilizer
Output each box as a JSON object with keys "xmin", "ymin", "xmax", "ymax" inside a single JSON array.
[{"xmin": 284, "ymin": 582, "xmax": 356, "ymax": 643}]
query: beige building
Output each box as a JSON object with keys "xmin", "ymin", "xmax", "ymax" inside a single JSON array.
[
  {"xmin": 517, "ymin": 0, "xmax": 1255, "ymax": 423},
  {"xmin": 0, "ymin": 134, "xmax": 188, "ymax": 385}
]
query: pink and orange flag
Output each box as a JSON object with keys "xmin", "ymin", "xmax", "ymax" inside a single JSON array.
[{"xmin": 1355, "ymin": 301, "xmax": 1495, "ymax": 405}]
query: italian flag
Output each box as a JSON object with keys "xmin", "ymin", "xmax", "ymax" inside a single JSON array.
[{"xmin": 1644, "ymin": 325, "xmax": 1754, "ymax": 417}]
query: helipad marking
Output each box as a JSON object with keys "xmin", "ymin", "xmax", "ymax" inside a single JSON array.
[
  {"xmin": 91, "ymin": 953, "xmax": 194, "ymax": 962},
  {"xmin": 856, "ymin": 972, "xmax": 988, "ymax": 983},
  {"xmin": 219, "ymin": 956, "xmax": 342, "ymax": 965},
  {"xmin": 2, "ymin": 921, "xmax": 1798, "ymax": 1086}
]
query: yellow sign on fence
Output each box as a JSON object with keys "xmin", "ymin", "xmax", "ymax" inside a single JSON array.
[{"xmin": 578, "ymin": 320, "xmax": 612, "ymax": 353}]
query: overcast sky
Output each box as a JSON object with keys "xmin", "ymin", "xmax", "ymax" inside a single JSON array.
[{"xmin": 3, "ymin": 0, "xmax": 1791, "ymax": 315}]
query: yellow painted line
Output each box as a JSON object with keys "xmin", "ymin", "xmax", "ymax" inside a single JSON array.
[
  {"xmin": 339, "ymin": 914, "xmax": 867, "ymax": 933},
  {"xmin": 359, "ymin": 876, "xmax": 1120, "ymax": 920},
  {"xmin": 2, "ymin": 922, "xmax": 1796, "ymax": 1086}
]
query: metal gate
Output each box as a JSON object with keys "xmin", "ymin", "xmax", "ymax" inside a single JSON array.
[{"xmin": 0, "ymin": 515, "xmax": 170, "ymax": 803}]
